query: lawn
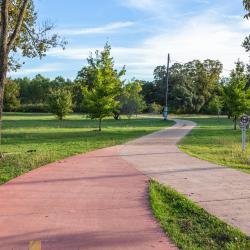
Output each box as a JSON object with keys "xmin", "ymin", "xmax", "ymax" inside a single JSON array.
[
  {"xmin": 149, "ymin": 180, "xmax": 250, "ymax": 250},
  {"xmin": 178, "ymin": 115, "xmax": 250, "ymax": 173},
  {"xmin": 0, "ymin": 113, "xmax": 173, "ymax": 185}
]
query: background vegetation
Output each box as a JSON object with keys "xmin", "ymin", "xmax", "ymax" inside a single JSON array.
[{"xmin": 5, "ymin": 58, "xmax": 250, "ymax": 129}]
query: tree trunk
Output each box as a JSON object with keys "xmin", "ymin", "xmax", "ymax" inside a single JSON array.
[
  {"xmin": 234, "ymin": 116, "xmax": 237, "ymax": 130},
  {"xmin": 0, "ymin": 0, "xmax": 9, "ymax": 152},
  {"xmin": 98, "ymin": 118, "xmax": 102, "ymax": 131}
]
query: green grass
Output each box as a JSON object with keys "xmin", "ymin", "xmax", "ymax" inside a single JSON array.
[
  {"xmin": 0, "ymin": 112, "xmax": 174, "ymax": 185},
  {"xmin": 149, "ymin": 180, "xmax": 250, "ymax": 250},
  {"xmin": 177, "ymin": 115, "xmax": 250, "ymax": 173}
]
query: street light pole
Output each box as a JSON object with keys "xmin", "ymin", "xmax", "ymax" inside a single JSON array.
[{"xmin": 163, "ymin": 53, "xmax": 170, "ymax": 120}]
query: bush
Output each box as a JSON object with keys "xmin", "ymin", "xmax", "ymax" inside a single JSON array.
[
  {"xmin": 16, "ymin": 103, "xmax": 48, "ymax": 113},
  {"xmin": 207, "ymin": 96, "xmax": 223, "ymax": 115},
  {"xmin": 148, "ymin": 102, "xmax": 163, "ymax": 114},
  {"xmin": 47, "ymin": 89, "xmax": 73, "ymax": 120},
  {"xmin": 3, "ymin": 79, "xmax": 21, "ymax": 112}
]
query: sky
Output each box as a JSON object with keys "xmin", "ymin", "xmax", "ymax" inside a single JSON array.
[{"xmin": 9, "ymin": 0, "xmax": 250, "ymax": 80}]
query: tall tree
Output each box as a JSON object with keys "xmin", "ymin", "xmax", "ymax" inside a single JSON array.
[
  {"xmin": 47, "ymin": 89, "xmax": 72, "ymax": 120},
  {"xmin": 82, "ymin": 44, "xmax": 125, "ymax": 131},
  {"xmin": 0, "ymin": 0, "xmax": 65, "ymax": 147},
  {"xmin": 3, "ymin": 79, "xmax": 20, "ymax": 111},
  {"xmin": 149, "ymin": 60, "xmax": 222, "ymax": 114},
  {"xmin": 120, "ymin": 81, "xmax": 146, "ymax": 117},
  {"xmin": 223, "ymin": 61, "xmax": 250, "ymax": 130},
  {"xmin": 28, "ymin": 74, "xmax": 51, "ymax": 103},
  {"xmin": 243, "ymin": 0, "xmax": 250, "ymax": 51}
]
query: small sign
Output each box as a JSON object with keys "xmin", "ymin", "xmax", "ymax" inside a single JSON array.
[
  {"xmin": 240, "ymin": 115, "xmax": 249, "ymax": 125},
  {"xmin": 240, "ymin": 115, "xmax": 248, "ymax": 153},
  {"xmin": 240, "ymin": 121, "xmax": 246, "ymax": 129}
]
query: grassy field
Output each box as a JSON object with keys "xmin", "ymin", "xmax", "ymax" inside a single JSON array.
[
  {"xmin": 0, "ymin": 113, "xmax": 173, "ymax": 185},
  {"xmin": 178, "ymin": 115, "xmax": 250, "ymax": 173},
  {"xmin": 149, "ymin": 180, "xmax": 250, "ymax": 250}
]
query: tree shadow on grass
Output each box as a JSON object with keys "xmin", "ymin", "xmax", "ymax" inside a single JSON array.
[
  {"xmin": 3, "ymin": 118, "xmax": 171, "ymax": 130},
  {"xmin": 2, "ymin": 129, "xmax": 157, "ymax": 147}
]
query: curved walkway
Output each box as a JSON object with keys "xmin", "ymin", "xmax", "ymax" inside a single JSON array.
[
  {"xmin": 0, "ymin": 147, "xmax": 177, "ymax": 249},
  {"xmin": 120, "ymin": 119, "xmax": 250, "ymax": 235}
]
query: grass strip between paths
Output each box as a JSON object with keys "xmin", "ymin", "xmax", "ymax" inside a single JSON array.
[
  {"xmin": 177, "ymin": 116, "xmax": 250, "ymax": 174},
  {"xmin": 149, "ymin": 180, "xmax": 250, "ymax": 250}
]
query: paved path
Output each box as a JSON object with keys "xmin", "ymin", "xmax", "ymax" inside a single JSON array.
[
  {"xmin": 120, "ymin": 119, "xmax": 250, "ymax": 235},
  {"xmin": 0, "ymin": 147, "xmax": 177, "ymax": 250}
]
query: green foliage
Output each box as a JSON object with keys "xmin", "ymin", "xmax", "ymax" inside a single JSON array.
[
  {"xmin": 243, "ymin": 0, "xmax": 250, "ymax": 51},
  {"xmin": 27, "ymin": 74, "xmax": 51, "ymax": 103},
  {"xmin": 3, "ymin": 79, "xmax": 20, "ymax": 111},
  {"xmin": 148, "ymin": 102, "xmax": 163, "ymax": 114},
  {"xmin": 81, "ymin": 43, "xmax": 126, "ymax": 131},
  {"xmin": 17, "ymin": 103, "xmax": 48, "ymax": 113},
  {"xmin": 47, "ymin": 89, "xmax": 72, "ymax": 120},
  {"xmin": 223, "ymin": 61, "xmax": 250, "ymax": 129},
  {"xmin": 71, "ymin": 83, "xmax": 84, "ymax": 112},
  {"xmin": 10, "ymin": 75, "xmax": 74, "ymax": 106},
  {"xmin": 0, "ymin": 113, "xmax": 174, "ymax": 184},
  {"xmin": 142, "ymin": 59, "xmax": 223, "ymax": 114},
  {"xmin": 207, "ymin": 96, "xmax": 223, "ymax": 115},
  {"xmin": 1, "ymin": 0, "xmax": 65, "ymax": 70},
  {"xmin": 149, "ymin": 180, "xmax": 250, "ymax": 250},
  {"xmin": 120, "ymin": 81, "xmax": 146, "ymax": 117}
]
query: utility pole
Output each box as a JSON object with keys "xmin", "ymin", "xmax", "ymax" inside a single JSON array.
[{"xmin": 163, "ymin": 53, "xmax": 170, "ymax": 120}]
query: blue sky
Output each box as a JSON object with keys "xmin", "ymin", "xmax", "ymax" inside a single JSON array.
[{"xmin": 10, "ymin": 0, "xmax": 250, "ymax": 80}]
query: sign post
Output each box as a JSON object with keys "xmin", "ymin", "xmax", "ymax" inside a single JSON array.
[
  {"xmin": 239, "ymin": 114, "xmax": 249, "ymax": 153},
  {"xmin": 163, "ymin": 54, "xmax": 170, "ymax": 121}
]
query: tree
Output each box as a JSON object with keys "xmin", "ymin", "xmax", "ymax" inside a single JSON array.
[
  {"xmin": 0, "ymin": 0, "xmax": 65, "ymax": 144},
  {"xmin": 28, "ymin": 74, "xmax": 51, "ymax": 103},
  {"xmin": 141, "ymin": 80, "xmax": 158, "ymax": 105},
  {"xmin": 223, "ymin": 61, "xmax": 250, "ymax": 129},
  {"xmin": 82, "ymin": 44, "xmax": 125, "ymax": 131},
  {"xmin": 14, "ymin": 77, "xmax": 31, "ymax": 103},
  {"xmin": 147, "ymin": 60, "xmax": 223, "ymax": 114},
  {"xmin": 243, "ymin": 0, "xmax": 250, "ymax": 51},
  {"xmin": 148, "ymin": 102, "xmax": 162, "ymax": 114},
  {"xmin": 120, "ymin": 81, "xmax": 146, "ymax": 117},
  {"xmin": 207, "ymin": 96, "xmax": 223, "ymax": 116},
  {"xmin": 3, "ymin": 79, "xmax": 20, "ymax": 111},
  {"xmin": 47, "ymin": 89, "xmax": 72, "ymax": 120}
]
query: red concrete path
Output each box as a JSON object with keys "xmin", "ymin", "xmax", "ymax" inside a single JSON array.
[{"xmin": 0, "ymin": 146, "xmax": 177, "ymax": 250}]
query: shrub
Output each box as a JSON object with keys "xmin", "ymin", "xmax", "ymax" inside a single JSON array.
[
  {"xmin": 148, "ymin": 102, "xmax": 163, "ymax": 114},
  {"xmin": 16, "ymin": 103, "xmax": 48, "ymax": 113},
  {"xmin": 47, "ymin": 89, "xmax": 72, "ymax": 120}
]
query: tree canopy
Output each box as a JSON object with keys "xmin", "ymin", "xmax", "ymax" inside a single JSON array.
[
  {"xmin": 223, "ymin": 61, "xmax": 250, "ymax": 129},
  {"xmin": 81, "ymin": 44, "xmax": 126, "ymax": 131},
  {"xmin": 243, "ymin": 0, "xmax": 250, "ymax": 51},
  {"xmin": 0, "ymin": 0, "xmax": 65, "ymax": 144}
]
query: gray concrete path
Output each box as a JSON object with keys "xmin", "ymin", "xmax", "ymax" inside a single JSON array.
[{"xmin": 120, "ymin": 119, "xmax": 250, "ymax": 235}]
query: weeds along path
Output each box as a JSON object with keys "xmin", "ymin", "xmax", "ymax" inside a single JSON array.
[{"xmin": 120, "ymin": 119, "xmax": 250, "ymax": 235}]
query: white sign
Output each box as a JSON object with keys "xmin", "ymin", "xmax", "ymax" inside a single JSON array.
[
  {"xmin": 240, "ymin": 115, "xmax": 249, "ymax": 126},
  {"xmin": 240, "ymin": 115, "xmax": 248, "ymax": 153}
]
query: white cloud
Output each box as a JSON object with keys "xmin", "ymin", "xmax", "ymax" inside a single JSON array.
[
  {"xmin": 144, "ymin": 13, "xmax": 250, "ymax": 73},
  {"xmin": 122, "ymin": 0, "xmax": 158, "ymax": 9},
  {"xmin": 10, "ymin": 64, "xmax": 63, "ymax": 76},
  {"xmin": 58, "ymin": 22, "xmax": 134, "ymax": 36},
  {"xmin": 120, "ymin": 0, "xmax": 168, "ymax": 14},
  {"xmin": 48, "ymin": 11, "xmax": 250, "ymax": 79}
]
